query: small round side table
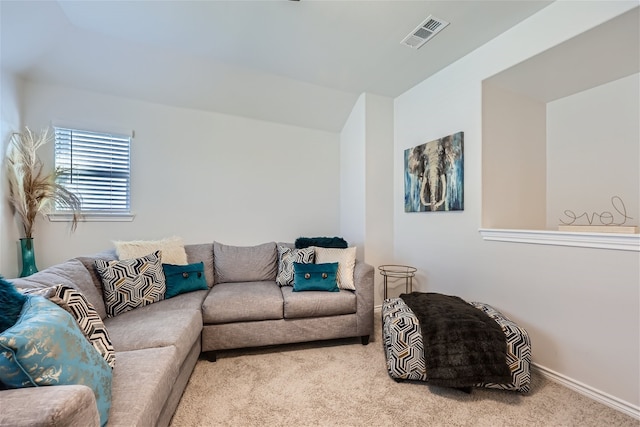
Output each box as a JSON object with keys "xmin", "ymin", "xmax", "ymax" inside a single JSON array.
[{"xmin": 378, "ymin": 265, "xmax": 417, "ymax": 300}]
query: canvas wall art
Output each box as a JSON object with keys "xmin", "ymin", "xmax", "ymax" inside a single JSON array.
[{"xmin": 404, "ymin": 131, "xmax": 464, "ymax": 212}]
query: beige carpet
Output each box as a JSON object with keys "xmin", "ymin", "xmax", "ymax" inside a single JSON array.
[{"xmin": 170, "ymin": 312, "xmax": 638, "ymax": 427}]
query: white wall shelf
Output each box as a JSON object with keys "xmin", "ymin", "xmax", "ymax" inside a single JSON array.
[{"xmin": 479, "ymin": 228, "xmax": 640, "ymax": 252}]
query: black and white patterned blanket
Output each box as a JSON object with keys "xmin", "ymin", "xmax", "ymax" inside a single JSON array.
[{"xmin": 400, "ymin": 292, "xmax": 513, "ymax": 388}]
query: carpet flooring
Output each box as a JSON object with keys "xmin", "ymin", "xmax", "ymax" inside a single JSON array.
[{"xmin": 170, "ymin": 311, "xmax": 638, "ymax": 427}]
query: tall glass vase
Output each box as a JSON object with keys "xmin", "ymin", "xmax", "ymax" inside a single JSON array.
[{"xmin": 19, "ymin": 237, "xmax": 38, "ymax": 277}]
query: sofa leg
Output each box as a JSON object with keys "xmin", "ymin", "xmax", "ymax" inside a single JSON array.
[
  {"xmin": 361, "ymin": 335, "xmax": 370, "ymax": 345},
  {"xmin": 203, "ymin": 351, "xmax": 217, "ymax": 362}
]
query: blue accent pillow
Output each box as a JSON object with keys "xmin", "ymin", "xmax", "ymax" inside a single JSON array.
[
  {"xmin": 293, "ymin": 262, "xmax": 339, "ymax": 292},
  {"xmin": 295, "ymin": 237, "xmax": 348, "ymax": 249},
  {"xmin": 0, "ymin": 296, "xmax": 112, "ymax": 426},
  {"xmin": 0, "ymin": 276, "xmax": 27, "ymax": 333},
  {"xmin": 162, "ymin": 262, "xmax": 208, "ymax": 298}
]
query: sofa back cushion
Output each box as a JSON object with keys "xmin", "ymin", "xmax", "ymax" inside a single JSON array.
[
  {"xmin": 213, "ymin": 241, "xmax": 277, "ymax": 284},
  {"xmin": 11, "ymin": 259, "xmax": 108, "ymax": 320},
  {"xmin": 184, "ymin": 243, "xmax": 215, "ymax": 288}
]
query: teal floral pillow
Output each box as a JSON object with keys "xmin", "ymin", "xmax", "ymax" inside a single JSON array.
[{"xmin": 0, "ymin": 296, "xmax": 112, "ymax": 426}]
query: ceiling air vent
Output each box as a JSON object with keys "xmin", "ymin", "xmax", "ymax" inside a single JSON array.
[{"xmin": 401, "ymin": 15, "xmax": 449, "ymax": 49}]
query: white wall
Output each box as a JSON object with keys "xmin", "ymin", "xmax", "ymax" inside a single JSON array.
[
  {"xmin": 547, "ymin": 73, "xmax": 640, "ymax": 228},
  {"xmin": 340, "ymin": 93, "xmax": 394, "ymax": 305},
  {"xmin": 363, "ymin": 94, "xmax": 394, "ymax": 305},
  {"xmin": 395, "ymin": 0, "xmax": 639, "ymax": 414},
  {"xmin": 0, "ymin": 70, "xmax": 22, "ymax": 277},
  {"xmin": 0, "ymin": 80, "xmax": 341, "ymax": 275},
  {"xmin": 340, "ymin": 94, "xmax": 366, "ymax": 258}
]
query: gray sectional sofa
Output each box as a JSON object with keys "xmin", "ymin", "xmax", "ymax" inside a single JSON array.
[{"xmin": 0, "ymin": 241, "xmax": 374, "ymax": 427}]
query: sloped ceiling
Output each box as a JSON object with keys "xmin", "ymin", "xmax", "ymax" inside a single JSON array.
[{"xmin": 0, "ymin": 1, "xmax": 553, "ymax": 132}]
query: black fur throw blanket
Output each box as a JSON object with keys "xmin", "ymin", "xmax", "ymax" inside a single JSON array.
[{"xmin": 400, "ymin": 292, "xmax": 512, "ymax": 388}]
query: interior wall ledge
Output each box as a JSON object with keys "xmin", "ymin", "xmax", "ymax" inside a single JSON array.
[{"xmin": 478, "ymin": 228, "xmax": 640, "ymax": 252}]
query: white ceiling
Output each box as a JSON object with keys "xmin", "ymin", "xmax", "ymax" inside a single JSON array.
[{"xmin": 0, "ymin": 0, "xmax": 554, "ymax": 132}]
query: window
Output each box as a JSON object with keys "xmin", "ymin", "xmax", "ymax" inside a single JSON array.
[{"xmin": 54, "ymin": 127, "xmax": 132, "ymax": 219}]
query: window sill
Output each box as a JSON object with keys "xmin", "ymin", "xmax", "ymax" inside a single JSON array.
[
  {"xmin": 48, "ymin": 213, "xmax": 136, "ymax": 223},
  {"xmin": 478, "ymin": 228, "xmax": 640, "ymax": 252}
]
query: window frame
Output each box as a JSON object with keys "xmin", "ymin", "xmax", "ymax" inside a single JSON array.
[{"xmin": 49, "ymin": 126, "xmax": 135, "ymax": 223}]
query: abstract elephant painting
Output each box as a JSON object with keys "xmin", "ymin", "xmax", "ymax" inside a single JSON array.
[{"xmin": 404, "ymin": 132, "xmax": 464, "ymax": 212}]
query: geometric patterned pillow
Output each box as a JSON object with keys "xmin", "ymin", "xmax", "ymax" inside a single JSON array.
[
  {"xmin": 50, "ymin": 285, "xmax": 116, "ymax": 368},
  {"xmin": 95, "ymin": 250, "xmax": 166, "ymax": 318},
  {"xmin": 276, "ymin": 245, "xmax": 315, "ymax": 286}
]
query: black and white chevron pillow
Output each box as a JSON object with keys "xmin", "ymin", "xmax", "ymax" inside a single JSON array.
[
  {"xmin": 50, "ymin": 285, "xmax": 116, "ymax": 368},
  {"xmin": 95, "ymin": 250, "xmax": 166, "ymax": 317},
  {"xmin": 276, "ymin": 246, "xmax": 315, "ymax": 286},
  {"xmin": 21, "ymin": 284, "xmax": 116, "ymax": 368}
]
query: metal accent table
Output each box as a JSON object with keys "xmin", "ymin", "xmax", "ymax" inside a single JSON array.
[{"xmin": 378, "ymin": 265, "xmax": 417, "ymax": 300}]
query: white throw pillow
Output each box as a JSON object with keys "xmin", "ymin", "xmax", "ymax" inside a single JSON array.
[
  {"xmin": 313, "ymin": 246, "xmax": 357, "ymax": 290},
  {"xmin": 114, "ymin": 236, "xmax": 188, "ymax": 265}
]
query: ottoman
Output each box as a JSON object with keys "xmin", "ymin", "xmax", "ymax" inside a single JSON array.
[{"xmin": 382, "ymin": 297, "xmax": 531, "ymax": 392}]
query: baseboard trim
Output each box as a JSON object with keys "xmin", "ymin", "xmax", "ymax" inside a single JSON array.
[{"xmin": 532, "ymin": 363, "xmax": 640, "ymax": 420}]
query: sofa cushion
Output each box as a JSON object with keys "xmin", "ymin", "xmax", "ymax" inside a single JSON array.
[
  {"xmin": 184, "ymin": 243, "xmax": 215, "ymax": 288},
  {"xmin": 114, "ymin": 236, "xmax": 188, "ymax": 265},
  {"xmin": 214, "ymin": 241, "xmax": 277, "ymax": 284},
  {"xmin": 276, "ymin": 245, "xmax": 315, "ymax": 286},
  {"xmin": 108, "ymin": 346, "xmax": 180, "ymax": 427},
  {"xmin": 0, "ymin": 296, "xmax": 112, "ymax": 427},
  {"xmin": 0, "ymin": 385, "xmax": 100, "ymax": 427},
  {"xmin": 11, "ymin": 258, "xmax": 108, "ymax": 320},
  {"xmin": 281, "ymin": 286, "xmax": 357, "ymax": 319},
  {"xmin": 95, "ymin": 251, "xmax": 166, "ymax": 317},
  {"xmin": 104, "ymin": 303, "xmax": 202, "ymax": 364},
  {"xmin": 202, "ymin": 281, "xmax": 283, "ymax": 324}
]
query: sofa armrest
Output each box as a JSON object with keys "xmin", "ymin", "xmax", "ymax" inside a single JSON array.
[
  {"xmin": 0, "ymin": 385, "xmax": 100, "ymax": 427},
  {"xmin": 354, "ymin": 260, "xmax": 375, "ymax": 338}
]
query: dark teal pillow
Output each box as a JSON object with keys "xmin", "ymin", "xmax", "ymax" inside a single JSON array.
[
  {"xmin": 0, "ymin": 276, "xmax": 28, "ymax": 333},
  {"xmin": 295, "ymin": 237, "xmax": 348, "ymax": 249},
  {"xmin": 162, "ymin": 262, "xmax": 208, "ymax": 298},
  {"xmin": 293, "ymin": 262, "xmax": 339, "ymax": 292}
]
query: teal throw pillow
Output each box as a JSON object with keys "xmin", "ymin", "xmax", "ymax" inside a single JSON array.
[
  {"xmin": 293, "ymin": 262, "xmax": 339, "ymax": 292},
  {"xmin": 295, "ymin": 237, "xmax": 348, "ymax": 249},
  {"xmin": 162, "ymin": 262, "xmax": 208, "ymax": 298},
  {"xmin": 0, "ymin": 296, "xmax": 112, "ymax": 426},
  {"xmin": 0, "ymin": 276, "xmax": 28, "ymax": 333}
]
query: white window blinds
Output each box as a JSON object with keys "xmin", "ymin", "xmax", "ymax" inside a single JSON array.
[{"xmin": 54, "ymin": 127, "xmax": 131, "ymax": 213}]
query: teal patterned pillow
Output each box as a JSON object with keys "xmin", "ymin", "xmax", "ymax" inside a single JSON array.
[{"xmin": 0, "ymin": 296, "xmax": 112, "ymax": 426}]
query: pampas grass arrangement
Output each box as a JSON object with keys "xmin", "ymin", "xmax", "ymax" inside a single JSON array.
[{"xmin": 5, "ymin": 126, "xmax": 81, "ymax": 239}]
